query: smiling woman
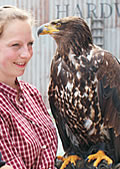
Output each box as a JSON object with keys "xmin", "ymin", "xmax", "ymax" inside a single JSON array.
[
  {"xmin": 0, "ymin": 5, "xmax": 34, "ymax": 88},
  {"xmin": 0, "ymin": 19, "xmax": 34, "ymax": 87},
  {"xmin": 0, "ymin": 5, "xmax": 58, "ymax": 169}
]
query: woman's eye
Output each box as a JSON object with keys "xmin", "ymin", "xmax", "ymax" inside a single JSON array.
[
  {"xmin": 12, "ymin": 43, "xmax": 19, "ymax": 47},
  {"xmin": 28, "ymin": 42, "xmax": 34, "ymax": 46}
]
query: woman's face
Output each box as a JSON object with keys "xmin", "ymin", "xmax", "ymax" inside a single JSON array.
[{"xmin": 0, "ymin": 19, "xmax": 34, "ymax": 83}]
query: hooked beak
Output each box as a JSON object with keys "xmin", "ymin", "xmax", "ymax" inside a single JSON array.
[{"xmin": 37, "ymin": 23, "xmax": 59, "ymax": 36}]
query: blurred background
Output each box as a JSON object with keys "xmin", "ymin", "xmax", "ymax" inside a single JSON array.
[{"xmin": 1, "ymin": 0, "xmax": 120, "ymax": 155}]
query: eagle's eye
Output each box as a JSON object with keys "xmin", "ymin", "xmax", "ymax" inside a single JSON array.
[{"xmin": 56, "ymin": 22, "xmax": 61, "ymax": 27}]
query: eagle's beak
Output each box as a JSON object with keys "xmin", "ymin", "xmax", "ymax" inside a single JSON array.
[{"xmin": 37, "ymin": 23, "xmax": 59, "ymax": 36}]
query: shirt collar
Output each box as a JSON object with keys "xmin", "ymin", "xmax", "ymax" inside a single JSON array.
[{"xmin": 0, "ymin": 78, "xmax": 23, "ymax": 97}]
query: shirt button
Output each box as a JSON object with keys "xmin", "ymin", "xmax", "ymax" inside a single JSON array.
[
  {"xmin": 19, "ymin": 97, "xmax": 23, "ymax": 102},
  {"xmin": 31, "ymin": 121, "xmax": 35, "ymax": 125},
  {"xmin": 42, "ymin": 145, "xmax": 46, "ymax": 149}
]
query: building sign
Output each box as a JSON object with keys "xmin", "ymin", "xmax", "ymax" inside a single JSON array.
[{"xmin": 56, "ymin": 3, "xmax": 120, "ymax": 19}]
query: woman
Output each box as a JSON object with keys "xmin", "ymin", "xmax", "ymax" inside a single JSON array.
[{"xmin": 0, "ymin": 5, "xmax": 58, "ymax": 169}]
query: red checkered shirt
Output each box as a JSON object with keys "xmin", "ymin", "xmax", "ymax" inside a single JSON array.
[{"xmin": 0, "ymin": 79, "xmax": 58, "ymax": 169}]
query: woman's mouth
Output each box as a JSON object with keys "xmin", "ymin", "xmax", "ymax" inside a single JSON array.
[{"xmin": 14, "ymin": 62, "xmax": 26, "ymax": 68}]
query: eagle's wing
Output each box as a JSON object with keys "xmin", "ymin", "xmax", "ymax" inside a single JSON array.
[
  {"xmin": 48, "ymin": 57, "xmax": 72, "ymax": 153},
  {"xmin": 94, "ymin": 50, "xmax": 120, "ymax": 162},
  {"xmin": 94, "ymin": 50, "xmax": 120, "ymax": 134},
  {"xmin": 49, "ymin": 97, "xmax": 71, "ymax": 152}
]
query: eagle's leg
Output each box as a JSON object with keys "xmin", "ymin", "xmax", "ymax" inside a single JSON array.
[
  {"xmin": 87, "ymin": 150, "xmax": 113, "ymax": 167},
  {"xmin": 57, "ymin": 155, "xmax": 81, "ymax": 169}
]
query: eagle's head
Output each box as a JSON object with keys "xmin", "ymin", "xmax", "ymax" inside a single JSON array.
[{"xmin": 37, "ymin": 16, "xmax": 93, "ymax": 56}]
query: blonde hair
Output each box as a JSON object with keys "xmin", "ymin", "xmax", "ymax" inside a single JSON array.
[{"xmin": 0, "ymin": 5, "xmax": 34, "ymax": 36}]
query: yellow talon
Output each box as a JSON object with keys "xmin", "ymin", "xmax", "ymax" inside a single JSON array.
[
  {"xmin": 87, "ymin": 150, "xmax": 113, "ymax": 167},
  {"xmin": 57, "ymin": 155, "xmax": 81, "ymax": 169}
]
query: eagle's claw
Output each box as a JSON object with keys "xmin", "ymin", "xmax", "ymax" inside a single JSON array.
[
  {"xmin": 87, "ymin": 150, "xmax": 113, "ymax": 168},
  {"xmin": 57, "ymin": 155, "xmax": 81, "ymax": 169}
]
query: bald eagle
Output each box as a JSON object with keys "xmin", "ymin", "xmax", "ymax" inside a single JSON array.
[{"xmin": 37, "ymin": 16, "xmax": 120, "ymax": 169}]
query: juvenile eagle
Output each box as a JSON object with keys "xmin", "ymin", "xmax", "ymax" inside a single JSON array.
[{"xmin": 37, "ymin": 16, "xmax": 120, "ymax": 168}]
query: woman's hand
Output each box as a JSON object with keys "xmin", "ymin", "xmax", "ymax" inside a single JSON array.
[{"xmin": 1, "ymin": 165, "xmax": 13, "ymax": 169}]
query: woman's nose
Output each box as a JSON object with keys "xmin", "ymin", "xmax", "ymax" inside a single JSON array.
[{"xmin": 19, "ymin": 46, "xmax": 30, "ymax": 58}]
